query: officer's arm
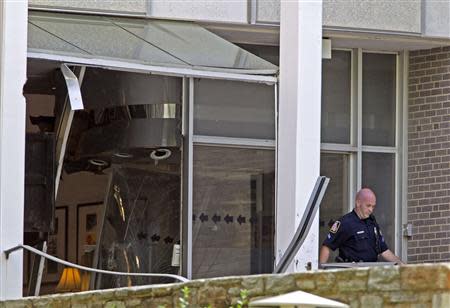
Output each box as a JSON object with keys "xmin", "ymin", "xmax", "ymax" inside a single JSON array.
[
  {"xmin": 320, "ymin": 220, "xmax": 348, "ymax": 265},
  {"xmin": 375, "ymin": 223, "xmax": 404, "ymax": 264},
  {"xmin": 380, "ymin": 249, "xmax": 405, "ymax": 264},
  {"xmin": 319, "ymin": 245, "xmax": 331, "ymax": 264}
]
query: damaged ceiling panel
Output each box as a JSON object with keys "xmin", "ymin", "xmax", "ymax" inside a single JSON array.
[{"xmin": 28, "ymin": 11, "xmax": 278, "ymax": 75}]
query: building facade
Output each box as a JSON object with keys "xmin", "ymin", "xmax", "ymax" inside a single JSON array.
[{"xmin": 1, "ymin": 0, "xmax": 450, "ymax": 300}]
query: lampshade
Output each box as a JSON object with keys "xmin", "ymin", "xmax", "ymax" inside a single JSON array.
[
  {"xmin": 56, "ymin": 267, "xmax": 81, "ymax": 292},
  {"xmin": 80, "ymin": 271, "xmax": 91, "ymax": 291}
]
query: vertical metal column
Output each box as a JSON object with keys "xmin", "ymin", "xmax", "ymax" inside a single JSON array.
[{"xmin": 181, "ymin": 77, "xmax": 194, "ymax": 279}]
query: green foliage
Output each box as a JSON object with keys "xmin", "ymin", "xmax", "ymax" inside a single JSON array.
[
  {"xmin": 179, "ymin": 286, "xmax": 191, "ymax": 308},
  {"xmin": 232, "ymin": 289, "xmax": 249, "ymax": 308},
  {"xmin": 176, "ymin": 287, "xmax": 249, "ymax": 308}
]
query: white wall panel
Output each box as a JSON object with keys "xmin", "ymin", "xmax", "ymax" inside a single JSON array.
[
  {"xmin": 149, "ymin": 0, "xmax": 247, "ymax": 23},
  {"xmin": 424, "ymin": 0, "xmax": 450, "ymax": 38},
  {"xmin": 323, "ymin": 0, "xmax": 421, "ymax": 33},
  {"xmin": 0, "ymin": 0, "xmax": 27, "ymax": 300},
  {"xmin": 255, "ymin": 0, "xmax": 422, "ymax": 34},
  {"xmin": 30, "ymin": 0, "xmax": 146, "ymax": 14}
]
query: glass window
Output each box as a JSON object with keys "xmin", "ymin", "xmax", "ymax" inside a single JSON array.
[
  {"xmin": 192, "ymin": 146, "xmax": 275, "ymax": 278},
  {"xmin": 236, "ymin": 44, "xmax": 279, "ymax": 66},
  {"xmin": 97, "ymin": 166, "xmax": 181, "ymax": 288},
  {"xmin": 321, "ymin": 50, "xmax": 401, "ymax": 256},
  {"xmin": 194, "ymin": 79, "xmax": 275, "ymax": 139},
  {"xmin": 319, "ymin": 153, "xmax": 349, "ymax": 260},
  {"xmin": 81, "ymin": 68, "xmax": 182, "ymax": 110},
  {"xmin": 362, "ymin": 53, "xmax": 396, "ymax": 146},
  {"xmin": 321, "ymin": 50, "xmax": 352, "ymax": 144},
  {"xmin": 362, "ymin": 152, "xmax": 396, "ymax": 251}
]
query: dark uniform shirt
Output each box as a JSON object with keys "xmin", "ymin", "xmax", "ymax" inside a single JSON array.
[{"xmin": 323, "ymin": 210, "xmax": 388, "ymax": 262}]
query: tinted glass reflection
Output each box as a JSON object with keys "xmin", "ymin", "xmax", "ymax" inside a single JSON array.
[
  {"xmin": 362, "ymin": 53, "xmax": 396, "ymax": 146},
  {"xmin": 319, "ymin": 153, "xmax": 349, "ymax": 260},
  {"xmin": 194, "ymin": 79, "xmax": 275, "ymax": 139},
  {"xmin": 362, "ymin": 152, "xmax": 396, "ymax": 251},
  {"xmin": 321, "ymin": 50, "xmax": 351, "ymax": 144},
  {"xmin": 192, "ymin": 146, "xmax": 275, "ymax": 278}
]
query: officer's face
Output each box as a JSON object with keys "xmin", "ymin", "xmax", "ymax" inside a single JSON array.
[{"xmin": 355, "ymin": 195, "xmax": 376, "ymax": 219}]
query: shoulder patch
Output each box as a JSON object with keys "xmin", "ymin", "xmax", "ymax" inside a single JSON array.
[{"xmin": 330, "ymin": 220, "xmax": 341, "ymax": 233}]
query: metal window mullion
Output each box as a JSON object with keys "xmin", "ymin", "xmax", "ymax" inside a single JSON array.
[
  {"xmin": 361, "ymin": 146, "xmax": 397, "ymax": 153},
  {"xmin": 187, "ymin": 77, "xmax": 194, "ymax": 279},
  {"xmin": 356, "ymin": 48, "xmax": 363, "ymax": 191},
  {"xmin": 351, "ymin": 48, "xmax": 358, "ymax": 148},
  {"xmin": 333, "ymin": 47, "xmax": 353, "ymax": 52},
  {"xmin": 192, "ymin": 135, "xmax": 275, "ymax": 149},
  {"xmin": 401, "ymin": 51, "xmax": 409, "ymax": 262},
  {"xmin": 348, "ymin": 152, "xmax": 357, "ymax": 211},
  {"xmin": 181, "ymin": 77, "xmax": 187, "ymax": 136},
  {"xmin": 180, "ymin": 76, "xmax": 187, "ymax": 278},
  {"xmin": 274, "ymin": 82, "xmax": 278, "ymax": 271},
  {"xmin": 181, "ymin": 77, "xmax": 193, "ymax": 279},
  {"xmin": 361, "ymin": 50, "xmax": 399, "ymax": 55},
  {"xmin": 321, "ymin": 143, "xmax": 358, "ymax": 152},
  {"xmin": 394, "ymin": 53, "xmax": 401, "ymax": 255},
  {"xmin": 345, "ymin": 48, "xmax": 356, "ymax": 210}
]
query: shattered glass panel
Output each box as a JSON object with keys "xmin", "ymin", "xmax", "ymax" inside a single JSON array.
[
  {"xmin": 51, "ymin": 69, "xmax": 183, "ymax": 290},
  {"xmin": 97, "ymin": 167, "xmax": 180, "ymax": 287}
]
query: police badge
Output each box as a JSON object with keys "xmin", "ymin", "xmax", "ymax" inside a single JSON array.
[{"xmin": 330, "ymin": 220, "xmax": 341, "ymax": 233}]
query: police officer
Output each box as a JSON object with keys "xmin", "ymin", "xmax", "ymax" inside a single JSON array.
[{"xmin": 319, "ymin": 188, "xmax": 404, "ymax": 264}]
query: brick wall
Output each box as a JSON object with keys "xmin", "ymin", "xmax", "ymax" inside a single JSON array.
[{"xmin": 408, "ymin": 46, "xmax": 450, "ymax": 263}]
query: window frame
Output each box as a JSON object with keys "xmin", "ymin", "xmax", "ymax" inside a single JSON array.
[
  {"xmin": 320, "ymin": 48, "xmax": 407, "ymax": 259},
  {"xmin": 182, "ymin": 77, "xmax": 277, "ymax": 279}
]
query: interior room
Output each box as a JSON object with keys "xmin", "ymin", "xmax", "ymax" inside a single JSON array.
[{"xmin": 23, "ymin": 56, "xmax": 276, "ymax": 295}]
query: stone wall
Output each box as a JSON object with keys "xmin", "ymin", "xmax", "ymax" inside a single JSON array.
[
  {"xmin": 408, "ymin": 46, "xmax": 450, "ymax": 263},
  {"xmin": 2, "ymin": 263, "xmax": 450, "ymax": 307}
]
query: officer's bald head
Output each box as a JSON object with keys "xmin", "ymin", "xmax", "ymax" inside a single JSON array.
[
  {"xmin": 354, "ymin": 188, "xmax": 376, "ymax": 219},
  {"xmin": 356, "ymin": 188, "xmax": 376, "ymax": 203}
]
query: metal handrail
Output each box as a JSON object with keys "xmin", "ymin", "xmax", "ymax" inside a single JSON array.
[
  {"xmin": 4, "ymin": 244, "xmax": 189, "ymax": 283},
  {"xmin": 320, "ymin": 262, "xmax": 398, "ymax": 269},
  {"xmin": 274, "ymin": 176, "xmax": 330, "ymax": 273}
]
